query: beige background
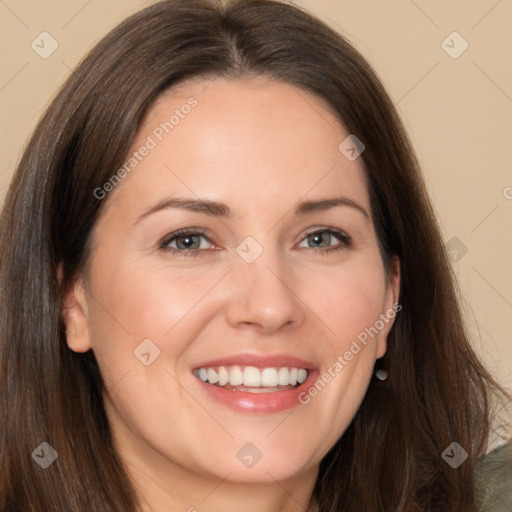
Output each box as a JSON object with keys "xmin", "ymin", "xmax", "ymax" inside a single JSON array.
[{"xmin": 1, "ymin": 1, "xmax": 511, "ymax": 405}]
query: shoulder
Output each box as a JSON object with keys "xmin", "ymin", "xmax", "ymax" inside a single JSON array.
[{"xmin": 475, "ymin": 442, "xmax": 512, "ymax": 512}]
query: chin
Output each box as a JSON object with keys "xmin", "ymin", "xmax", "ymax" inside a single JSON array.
[{"xmin": 194, "ymin": 442, "xmax": 320, "ymax": 484}]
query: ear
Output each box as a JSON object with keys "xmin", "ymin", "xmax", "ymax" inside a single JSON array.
[
  {"xmin": 376, "ymin": 255, "xmax": 401, "ymax": 358},
  {"xmin": 59, "ymin": 263, "xmax": 92, "ymax": 353}
]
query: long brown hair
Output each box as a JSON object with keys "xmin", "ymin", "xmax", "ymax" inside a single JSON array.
[{"xmin": 0, "ymin": 1, "xmax": 508, "ymax": 510}]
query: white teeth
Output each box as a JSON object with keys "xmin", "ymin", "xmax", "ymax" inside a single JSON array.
[
  {"xmin": 278, "ymin": 367, "xmax": 290, "ymax": 386},
  {"xmin": 261, "ymin": 368, "xmax": 278, "ymax": 387},
  {"xmin": 243, "ymin": 366, "xmax": 261, "ymax": 387},
  {"xmin": 194, "ymin": 365, "xmax": 310, "ymax": 388},
  {"xmin": 244, "ymin": 386, "xmax": 281, "ymax": 393},
  {"xmin": 207, "ymin": 368, "xmax": 219, "ymax": 384},
  {"xmin": 218, "ymin": 366, "xmax": 229, "ymax": 386},
  {"xmin": 229, "ymin": 365, "xmax": 243, "ymax": 386},
  {"xmin": 297, "ymin": 368, "xmax": 308, "ymax": 384}
]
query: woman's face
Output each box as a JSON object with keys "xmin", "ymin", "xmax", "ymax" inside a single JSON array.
[{"xmin": 64, "ymin": 77, "xmax": 399, "ymax": 485}]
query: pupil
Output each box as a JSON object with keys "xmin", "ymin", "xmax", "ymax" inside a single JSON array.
[
  {"xmin": 311, "ymin": 232, "xmax": 328, "ymax": 247},
  {"xmin": 179, "ymin": 235, "xmax": 197, "ymax": 249}
]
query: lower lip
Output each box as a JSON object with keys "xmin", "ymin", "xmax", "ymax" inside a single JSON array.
[{"xmin": 195, "ymin": 370, "xmax": 318, "ymax": 413}]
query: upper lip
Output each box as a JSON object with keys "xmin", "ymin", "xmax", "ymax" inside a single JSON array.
[{"xmin": 193, "ymin": 353, "xmax": 317, "ymax": 370}]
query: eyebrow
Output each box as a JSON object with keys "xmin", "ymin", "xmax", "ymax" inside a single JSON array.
[
  {"xmin": 134, "ymin": 197, "xmax": 230, "ymax": 225},
  {"xmin": 294, "ymin": 197, "xmax": 369, "ymax": 219},
  {"xmin": 134, "ymin": 195, "xmax": 370, "ymax": 225}
]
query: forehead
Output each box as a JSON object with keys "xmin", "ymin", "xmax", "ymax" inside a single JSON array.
[{"xmin": 103, "ymin": 76, "xmax": 370, "ymax": 219}]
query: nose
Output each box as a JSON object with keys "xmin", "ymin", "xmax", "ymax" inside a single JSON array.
[{"xmin": 223, "ymin": 250, "xmax": 305, "ymax": 335}]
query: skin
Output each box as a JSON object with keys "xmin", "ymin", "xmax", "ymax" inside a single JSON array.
[{"xmin": 63, "ymin": 76, "xmax": 400, "ymax": 512}]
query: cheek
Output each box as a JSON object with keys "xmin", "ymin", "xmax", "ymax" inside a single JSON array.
[
  {"xmin": 84, "ymin": 255, "xmax": 227, "ymax": 381},
  {"xmin": 97, "ymin": 265, "xmax": 209, "ymax": 334},
  {"xmin": 295, "ymin": 256, "xmax": 389, "ymax": 439},
  {"xmin": 305, "ymin": 256, "xmax": 389, "ymax": 349}
]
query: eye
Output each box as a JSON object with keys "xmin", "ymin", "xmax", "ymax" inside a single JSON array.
[
  {"xmin": 159, "ymin": 227, "xmax": 352, "ymax": 257},
  {"xmin": 159, "ymin": 228, "xmax": 214, "ymax": 257},
  {"xmin": 297, "ymin": 228, "xmax": 352, "ymax": 254}
]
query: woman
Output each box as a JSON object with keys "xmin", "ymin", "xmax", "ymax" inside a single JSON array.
[{"xmin": 0, "ymin": 0, "xmax": 509, "ymax": 510}]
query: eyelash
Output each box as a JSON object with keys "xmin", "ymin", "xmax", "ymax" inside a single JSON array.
[{"xmin": 158, "ymin": 227, "xmax": 352, "ymax": 258}]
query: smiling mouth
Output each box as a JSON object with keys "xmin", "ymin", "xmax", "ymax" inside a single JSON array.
[{"xmin": 193, "ymin": 365, "xmax": 309, "ymax": 393}]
